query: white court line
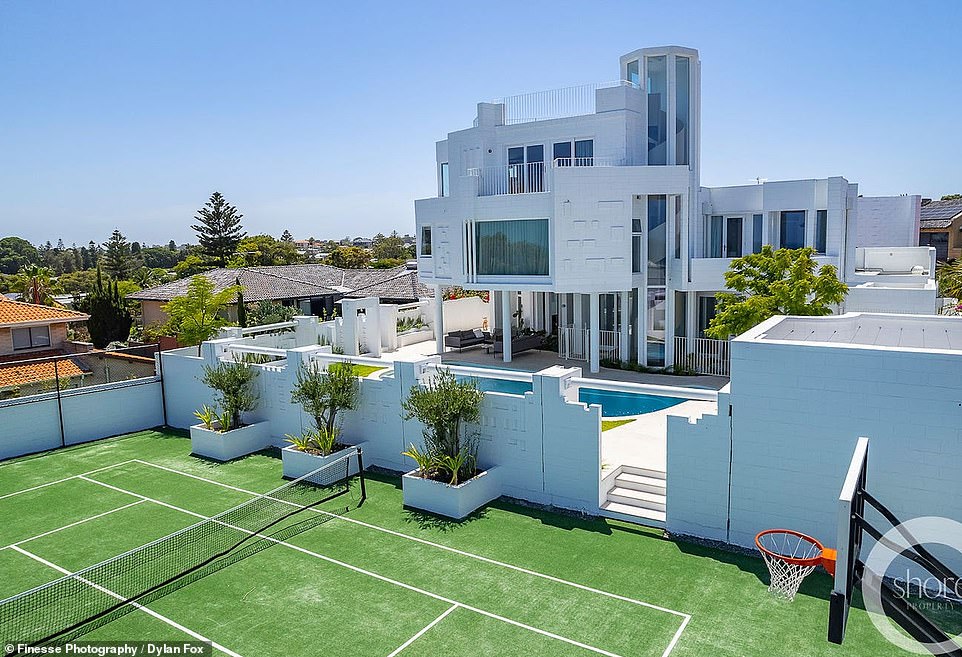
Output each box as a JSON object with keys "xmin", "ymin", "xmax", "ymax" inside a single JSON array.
[
  {"xmin": 130, "ymin": 459, "xmax": 691, "ymax": 622},
  {"xmin": 9, "ymin": 545, "xmax": 244, "ymax": 657},
  {"xmin": 0, "ymin": 460, "xmax": 136, "ymax": 502},
  {"xmin": 4, "ymin": 500, "xmax": 146, "ymax": 549},
  {"xmin": 385, "ymin": 603, "xmax": 459, "ymax": 657},
  {"xmin": 79, "ymin": 476, "xmax": 632, "ymax": 657}
]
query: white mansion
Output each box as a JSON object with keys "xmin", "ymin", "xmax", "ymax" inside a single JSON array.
[{"xmin": 414, "ymin": 45, "xmax": 935, "ymax": 372}]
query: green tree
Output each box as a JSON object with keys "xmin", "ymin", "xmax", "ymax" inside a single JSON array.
[
  {"xmin": 940, "ymin": 194, "xmax": 962, "ymax": 201},
  {"xmin": 101, "ymin": 229, "xmax": 133, "ymax": 279},
  {"xmin": 280, "ymin": 230, "xmax": 294, "ymax": 243},
  {"xmin": 16, "ymin": 264, "xmax": 55, "ymax": 305},
  {"xmin": 936, "ymin": 260, "xmax": 962, "ymax": 302},
  {"xmin": 173, "ymin": 254, "xmax": 213, "ymax": 278},
  {"xmin": 141, "ymin": 246, "xmax": 181, "ymax": 269},
  {"xmin": 235, "ymin": 277, "xmax": 247, "ymax": 328},
  {"xmin": 162, "ymin": 275, "xmax": 240, "ymax": 346},
  {"xmin": 58, "ymin": 269, "xmax": 99, "ymax": 295},
  {"xmin": 0, "ymin": 237, "xmax": 39, "ymax": 275},
  {"xmin": 191, "ymin": 192, "xmax": 246, "ymax": 267},
  {"xmin": 201, "ymin": 361, "xmax": 259, "ymax": 431},
  {"xmin": 327, "ymin": 245, "xmax": 370, "ymax": 269},
  {"xmin": 372, "ymin": 231, "xmax": 409, "ymax": 262},
  {"xmin": 228, "ymin": 234, "xmax": 301, "ymax": 267},
  {"xmin": 77, "ymin": 268, "xmax": 133, "ymax": 348},
  {"xmin": 705, "ymin": 246, "xmax": 848, "ymax": 339},
  {"xmin": 246, "ymin": 300, "xmax": 296, "ymax": 326},
  {"xmin": 290, "ymin": 362, "xmax": 359, "ymax": 437}
]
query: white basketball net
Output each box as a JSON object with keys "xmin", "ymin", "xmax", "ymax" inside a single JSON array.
[{"xmin": 757, "ymin": 531, "xmax": 822, "ymax": 602}]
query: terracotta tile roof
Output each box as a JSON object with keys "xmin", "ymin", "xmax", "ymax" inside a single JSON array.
[
  {"xmin": 0, "ymin": 298, "xmax": 88, "ymax": 326},
  {"xmin": 0, "ymin": 358, "xmax": 89, "ymax": 389}
]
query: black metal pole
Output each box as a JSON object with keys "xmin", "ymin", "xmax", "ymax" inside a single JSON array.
[
  {"xmin": 356, "ymin": 447, "xmax": 366, "ymax": 505},
  {"xmin": 54, "ymin": 359, "xmax": 65, "ymax": 448}
]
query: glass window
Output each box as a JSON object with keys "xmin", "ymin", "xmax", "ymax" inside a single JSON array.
[
  {"xmin": 708, "ymin": 215, "xmax": 723, "ymax": 258},
  {"xmin": 646, "ymin": 56, "xmax": 667, "ymax": 165},
  {"xmin": 647, "ymin": 195, "xmax": 667, "ymax": 285},
  {"xmin": 646, "ymin": 287, "xmax": 666, "ymax": 366},
  {"xmin": 674, "ymin": 196, "xmax": 682, "ymax": 259},
  {"xmin": 780, "ymin": 210, "xmax": 806, "ymax": 250},
  {"xmin": 507, "ymin": 147, "xmax": 524, "ymax": 165},
  {"xmin": 920, "ymin": 232, "xmax": 949, "ymax": 261},
  {"xmin": 526, "ymin": 145, "xmax": 545, "ymax": 192},
  {"xmin": 816, "ymin": 210, "xmax": 827, "ymax": 254},
  {"xmin": 420, "ymin": 226, "xmax": 432, "ymax": 256},
  {"xmin": 574, "ymin": 139, "xmax": 593, "ymax": 166},
  {"xmin": 726, "ymin": 217, "xmax": 743, "ymax": 258},
  {"xmin": 698, "ymin": 296, "xmax": 717, "ymax": 338},
  {"xmin": 553, "ymin": 141, "xmax": 571, "ymax": 166},
  {"xmin": 632, "ymin": 235, "xmax": 642, "ymax": 273},
  {"xmin": 12, "ymin": 325, "xmax": 49, "ymax": 350},
  {"xmin": 626, "ymin": 60, "xmax": 640, "ymax": 86},
  {"xmin": 475, "ymin": 219, "xmax": 549, "ymax": 276},
  {"xmin": 675, "ymin": 56, "xmax": 690, "ymax": 166},
  {"xmin": 752, "ymin": 214, "xmax": 763, "ymax": 253},
  {"xmin": 439, "ymin": 163, "xmax": 449, "ymax": 198}
]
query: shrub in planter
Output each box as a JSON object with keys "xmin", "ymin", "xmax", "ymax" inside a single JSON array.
[
  {"xmin": 401, "ymin": 369, "xmax": 484, "ymax": 485},
  {"xmin": 199, "ymin": 361, "xmax": 260, "ymax": 431},
  {"xmin": 288, "ymin": 361, "xmax": 359, "ymax": 453}
]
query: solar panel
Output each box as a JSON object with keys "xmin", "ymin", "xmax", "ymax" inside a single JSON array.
[{"xmin": 920, "ymin": 202, "xmax": 962, "ymax": 220}]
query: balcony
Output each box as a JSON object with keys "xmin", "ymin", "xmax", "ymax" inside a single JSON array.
[
  {"xmin": 473, "ymin": 80, "xmax": 639, "ymax": 126},
  {"xmin": 467, "ymin": 157, "xmax": 630, "ymax": 197}
]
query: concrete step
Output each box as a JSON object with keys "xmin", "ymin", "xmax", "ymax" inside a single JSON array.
[
  {"xmin": 607, "ymin": 486, "xmax": 666, "ymax": 511},
  {"xmin": 614, "ymin": 472, "xmax": 666, "ymax": 495},
  {"xmin": 600, "ymin": 501, "xmax": 666, "ymax": 527},
  {"xmin": 620, "ymin": 465, "xmax": 666, "ymax": 481}
]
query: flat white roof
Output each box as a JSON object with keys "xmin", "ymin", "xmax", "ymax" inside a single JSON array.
[{"xmin": 740, "ymin": 313, "xmax": 962, "ymax": 351}]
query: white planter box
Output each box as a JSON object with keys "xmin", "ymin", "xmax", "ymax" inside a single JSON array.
[
  {"xmin": 190, "ymin": 421, "xmax": 272, "ymax": 462},
  {"xmin": 402, "ymin": 466, "xmax": 501, "ymax": 520},
  {"xmin": 397, "ymin": 327, "xmax": 433, "ymax": 348},
  {"xmin": 281, "ymin": 443, "xmax": 365, "ymax": 479}
]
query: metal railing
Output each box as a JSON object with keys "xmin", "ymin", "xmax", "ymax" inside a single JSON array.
[
  {"xmin": 599, "ymin": 330, "xmax": 621, "ymax": 362},
  {"xmin": 558, "ymin": 326, "xmax": 589, "ymax": 361},
  {"xmin": 467, "ymin": 162, "xmax": 547, "ymax": 196},
  {"xmin": 475, "ymin": 80, "xmax": 639, "ymax": 126},
  {"xmin": 551, "ymin": 156, "xmax": 628, "ymax": 168},
  {"xmin": 673, "ymin": 337, "xmax": 731, "ymax": 377}
]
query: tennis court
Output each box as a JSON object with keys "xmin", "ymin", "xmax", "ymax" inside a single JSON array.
[{"xmin": 0, "ymin": 430, "xmax": 906, "ymax": 656}]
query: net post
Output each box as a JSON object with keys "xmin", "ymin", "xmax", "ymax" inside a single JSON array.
[
  {"xmin": 54, "ymin": 358, "xmax": 65, "ymax": 448},
  {"xmin": 356, "ymin": 447, "xmax": 366, "ymax": 504}
]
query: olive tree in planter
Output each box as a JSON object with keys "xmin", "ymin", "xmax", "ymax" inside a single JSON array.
[
  {"xmin": 400, "ymin": 369, "xmax": 500, "ymax": 519},
  {"xmin": 282, "ymin": 361, "xmax": 363, "ymax": 478},
  {"xmin": 190, "ymin": 361, "xmax": 269, "ymax": 461}
]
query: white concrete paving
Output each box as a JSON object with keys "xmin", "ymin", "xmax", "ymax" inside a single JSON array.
[{"xmin": 601, "ymin": 400, "xmax": 716, "ymax": 472}]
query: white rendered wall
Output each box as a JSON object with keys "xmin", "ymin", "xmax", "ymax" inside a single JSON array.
[
  {"xmin": 856, "ymin": 196, "xmax": 921, "ymax": 248},
  {"xmin": 667, "ymin": 325, "xmax": 962, "ymax": 554}
]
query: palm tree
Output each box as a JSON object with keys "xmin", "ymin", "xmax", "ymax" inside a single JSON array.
[
  {"xmin": 936, "ymin": 260, "xmax": 962, "ymax": 313},
  {"xmin": 16, "ymin": 265, "xmax": 55, "ymax": 305}
]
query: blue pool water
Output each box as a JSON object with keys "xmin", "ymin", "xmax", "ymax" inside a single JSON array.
[
  {"xmin": 456, "ymin": 375, "xmax": 533, "ymax": 396},
  {"xmin": 578, "ymin": 388, "xmax": 684, "ymax": 417}
]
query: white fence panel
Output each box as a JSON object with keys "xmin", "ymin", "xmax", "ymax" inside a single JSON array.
[{"xmin": 674, "ymin": 337, "xmax": 731, "ymax": 376}]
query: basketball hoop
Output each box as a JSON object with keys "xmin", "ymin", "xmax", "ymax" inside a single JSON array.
[{"xmin": 755, "ymin": 529, "xmax": 837, "ymax": 601}]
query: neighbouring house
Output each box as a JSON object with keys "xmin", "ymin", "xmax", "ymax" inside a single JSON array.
[
  {"xmin": 0, "ymin": 297, "xmax": 90, "ymax": 397},
  {"xmin": 919, "ymin": 197, "xmax": 962, "ymax": 261},
  {"xmin": 415, "ymin": 44, "xmax": 936, "ymax": 373},
  {"xmin": 127, "ymin": 264, "xmax": 432, "ymax": 327}
]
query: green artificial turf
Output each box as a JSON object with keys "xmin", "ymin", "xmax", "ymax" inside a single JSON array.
[
  {"xmin": 351, "ymin": 364, "xmax": 386, "ymax": 378},
  {"xmin": 601, "ymin": 418, "xmax": 636, "ymax": 431},
  {"xmin": 0, "ymin": 429, "xmax": 913, "ymax": 656}
]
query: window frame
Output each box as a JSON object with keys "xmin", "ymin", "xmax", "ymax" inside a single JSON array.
[
  {"xmin": 420, "ymin": 226, "xmax": 432, "ymax": 257},
  {"xmin": 779, "ymin": 210, "xmax": 807, "ymax": 250},
  {"xmin": 705, "ymin": 215, "xmax": 745, "ymax": 258},
  {"xmin": 12, "ymin": 324, "xmax": 51, "ymax": 351},
  {"xmin": 439, "ymin": 162, "xmax": 449, "ymax": 198},
  {"xmin": 473, "ymin": 217, "xmax": 551, "ymax": 279},
  {"xmin": 815, "ymin": 209, "xmax": 827, "ymax": 254},
  {"xmin": 551, "ymin": 138, "xmax": 594, "ymax": 167}
]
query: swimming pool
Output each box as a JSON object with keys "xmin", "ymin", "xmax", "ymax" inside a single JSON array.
[
  {"xmin": 455, "ymin": 375, "xmax": 533, "ymax": 396},
  {"xmin": 577, "ymin": 388, "xmax": 685, "ymax": 417}
]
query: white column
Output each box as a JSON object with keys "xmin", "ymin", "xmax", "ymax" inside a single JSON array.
[
  {"xmin": 573, "ymin": 293, "xmax": 584, "ymax": 357},
  {"xmin": 434, "ymin": 285, "xmax": 445, "ymax": 355},
  {"xmin": 589, "ymin": 293, "xmax": 600, "ymax": 373},
  {"xmin": 636, "ymin": 287, "xmax": 645, "ymax": 366},
  {"xmin": 619, "ymin": 291, "xmax": 630, "ymax": 364},
  {"xmin": 502, "ymin": 291, "xmax": 512, "ymax": 363},
  {"xmin": 665, "ymin": 291, "xmax": 676, "ymax": 368},
  {"xmin": 686, "ymin": 291, "xmax": 698, "ymax": 340}
]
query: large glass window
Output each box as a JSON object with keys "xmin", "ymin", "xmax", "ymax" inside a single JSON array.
[
  {"xmin": 708, "ymin": 215, "xmax": 723, "ymax": 258},
  {"xmin": 626, "ymin": 60, "xmax": 640, "ymax": 86},
  {"xmin": 780, "ymin": 210, "xmax": 806, "ymax": 250},
  {"xmin": 475, "ymin": 219, "xmax": 549, "ymax": 276},
  {"xmin": 12, "ymin": 325, "xmax": 50, "ymax": 350},
  {"xmin": 647, "ymin": 195, "xmax": 667, "ymax": 284},
  {"xmin": 752, "ymin": 214, "xmax": 763, "ymax": 253},
  {"xmin": 697, "ymin": 296, "xmax": 717, "ymax": 338},
  {"xmin": 815, "ymin": 210, "xmax": 827, "ymax": 254},
  {"xmin": 439, "ymin": 163, "xmax": 449, "ymax": 198},
  {"xmin": 646, "ymin": 56, "xmax": 667, "ymax": 166},
  {"xmin": 674, "ymin": 196, "xmax": 682, "ymax": 259},
  {"xmin": 553, "ymin": 141, "xmax": 571, "ymax": 166},
  {"xmin": 507, "ymin": 145, "xmax": 544, "ymax": 193},
  {"xmin": 646, "ymin": 287, "xmax": 666, "ymax": 366},
  {"xmin": 574, "ymin": 139, "xmax": 593, "ymax": 166},
  {"xmin": 675, "ymin": 56, "xmax": 690, "ymax": 166},
  {"xmin": 726, "ymin": 217, "xmax": 743, "ymax": 258},
  {"xmin": 420, "ymin": 226, "xmax": 432, "ymax": 256}
]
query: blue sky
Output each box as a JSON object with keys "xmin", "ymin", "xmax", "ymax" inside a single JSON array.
[{"xmin": 1, "ymin": 0, "xmax": 960, "ymax": 246}]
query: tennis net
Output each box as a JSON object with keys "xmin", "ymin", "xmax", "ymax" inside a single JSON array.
[{"xmin": 0, "ymin": 448, "xmax": 363, "ymax": 646}]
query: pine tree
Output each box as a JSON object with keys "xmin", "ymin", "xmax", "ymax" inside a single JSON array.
[
  {"xmin": 87, "ymin": 241, "xmax": 100, "ymax": 267},
  {"xmin": 235, "ymin": 277, "xmax": 247, "ymax": 328},
  {"xmin": 102, "ymin": 229, "xmax": 133, "ymax": 280},
  {"xmin": 280, "ymin": 230, "xmax": 294, "ymax": 243},
  {"xmin": 191, "ymin": 192, "xmax": 246, "ymax": 267},
  {"xmin": 168, "ymin": 240, "xmax": 177, "ymax": 251},
  {"xmin": 77, "ymin": 268, "xmax": 133, "ymax": 348}
]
